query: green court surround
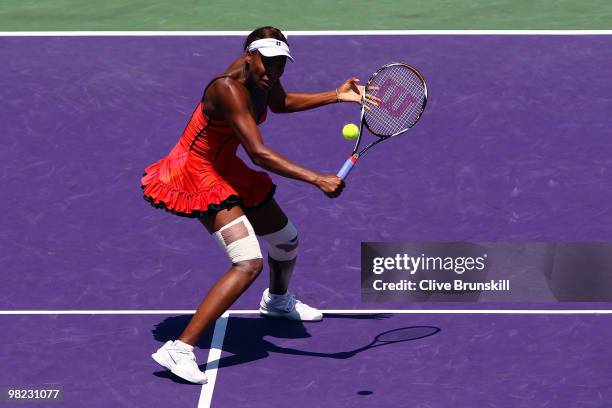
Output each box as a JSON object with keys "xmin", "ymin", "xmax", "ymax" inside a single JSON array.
[{"xmin": 1, "ymin": 0, "xmax": 611, "ymax": 31}]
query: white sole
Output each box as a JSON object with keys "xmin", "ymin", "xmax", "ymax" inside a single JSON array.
[
  {"xmin": 259, "ymin": 308, "xmax": 323, "ymax": 322},
  {"xmin": 151, "ymin": 351, "xmax": 208, "ymax": 384}
]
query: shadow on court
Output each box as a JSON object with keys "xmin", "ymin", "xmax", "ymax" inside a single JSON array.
[{"xmin": 151, "ymin": 314, "xmax": 440, "ymax": 379}]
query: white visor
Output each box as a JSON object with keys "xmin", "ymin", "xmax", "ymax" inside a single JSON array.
[{"xmin": 247, "ymin": 38, "xmax": 294, "ymax": 62}]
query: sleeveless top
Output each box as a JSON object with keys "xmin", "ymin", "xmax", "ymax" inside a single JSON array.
[{"xmin": 141, "ymin": 77, "xmax": 275, "ymax": 217}]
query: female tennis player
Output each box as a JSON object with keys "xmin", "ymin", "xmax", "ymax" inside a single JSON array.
[{"xmin": 143, "ymin": 26, "xmax": 379, "ymax": 384}]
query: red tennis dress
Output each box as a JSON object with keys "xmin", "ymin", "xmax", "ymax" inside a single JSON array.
[{"xmin": 141, "ymin": 98, "xmax": 275, "ymax": 218}]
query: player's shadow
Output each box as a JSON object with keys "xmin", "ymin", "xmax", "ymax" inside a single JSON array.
[{"xmin": 151, "ymin": 313, "xmax": 440, "ymax": 381}]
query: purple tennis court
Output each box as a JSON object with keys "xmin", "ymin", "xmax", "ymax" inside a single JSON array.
[
  {"xmin": 1, "ymin": 35, "xmax": 612, "ymax": 407},
  {"xmin": 1, "ymin": 312, "xmax": 610, "ymax": 407}
]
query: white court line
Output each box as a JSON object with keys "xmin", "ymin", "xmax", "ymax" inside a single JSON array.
[
  {"xmin": 198, "ymin": 312, "xmax": 229, "ymax": 408},
  {"xmin": 1, "ymin": 309, "xmax": 611, "ymax": 315},
  {"xmin": 1, "ymin": 30, "xmax": 612, "ymax": 36},
  {"xmin": 229, "ymin": 309, "xmax": 612, "ymax": 314},
  {"xmin": 0, "ymin": 310, "xmax": 198, "ymax": 315}
]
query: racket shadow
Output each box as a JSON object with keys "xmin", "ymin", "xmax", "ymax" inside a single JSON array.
[{"xmin": 347, "ymin": 325, "xmax": 441, "ymax": 356}]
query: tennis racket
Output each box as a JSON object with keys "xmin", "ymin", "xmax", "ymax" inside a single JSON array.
[{"xmin": 337, "ymin": 62, "xmax": 428, "ymax": 179}]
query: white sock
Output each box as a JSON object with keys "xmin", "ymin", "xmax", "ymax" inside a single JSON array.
[{"xmin": 174, "ymin": 340, "xmax": 194, "ymax": 351}]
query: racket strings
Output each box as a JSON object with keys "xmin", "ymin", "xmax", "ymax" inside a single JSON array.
[{"xmin": 365, "ymin": 65, "xmax": 426, "ymax": 136}]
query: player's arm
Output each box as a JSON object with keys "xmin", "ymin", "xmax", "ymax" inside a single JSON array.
[
  {"xmin": 212, "ymin": 78, "xmax": 343, "ymax": 196},
  {"xmin": 269, "ymin": 78, "xmax": 380, "ymax": 113},
  {"xmin": 268, "ymin": 81, "xmax": 336, "ymax": 113}
]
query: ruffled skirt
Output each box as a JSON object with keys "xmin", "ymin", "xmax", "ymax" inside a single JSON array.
[{"xmin": 141, "ymin": 152, "xmax": 275, "ymax": 218}]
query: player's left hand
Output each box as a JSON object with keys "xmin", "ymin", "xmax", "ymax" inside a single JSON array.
[{"xmin": 336, "ymin": 77, "xmax": 381, "ymax": 109}]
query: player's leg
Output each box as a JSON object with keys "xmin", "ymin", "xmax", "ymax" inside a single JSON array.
[
  {"xmin": 245, "ymin": 199, "xmax": 322, "ymax": 321},
  {"xmin": 152, "ymin": 206, "xmax": 264, "ymax": 384},
  {"xmin": 179, "ymin": 206, "xmax": 264, "ymax": 344},
  {"xmin": 245, "ymin": 199, "xmax": 294, "ymax": 294}
]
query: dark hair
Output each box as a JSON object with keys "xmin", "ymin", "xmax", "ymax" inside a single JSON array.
[{"xmin": 243, "ymin": 26, "xmax": 289, "ymax": 51}]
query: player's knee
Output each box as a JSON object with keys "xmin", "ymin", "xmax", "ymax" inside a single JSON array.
[
  {"xmin": 212, "ymin": 215, "xmax": 263, "ymax": 264},
  {"xmin": 261, "ymin": 220, "xmax": 299, "ymax": 262},
  {"xmin": 234, "ymin": 258, "xmax": 264, "ymax": 280}
]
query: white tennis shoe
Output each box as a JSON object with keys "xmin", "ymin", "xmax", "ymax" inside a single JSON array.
[
  {"xmin": 259, "ymin": 288, "xmax": 323, "ymax": 321},
  {"xmin": 151, "ymin": 340, "xmax": 208, "ymax": 384}
]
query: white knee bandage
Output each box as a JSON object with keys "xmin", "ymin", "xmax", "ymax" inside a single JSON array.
[
  {"xmin": 213, "ymin": 216, "xmax": 262, "ymax": 263},
  {"xmin": 261, "ymin": 220, "xmax": 299, "ymax": 262}
]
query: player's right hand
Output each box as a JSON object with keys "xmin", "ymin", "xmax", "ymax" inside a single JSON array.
[{"xmin": 315, "ymin": 174, "xmax": 345, "ymax": 198}]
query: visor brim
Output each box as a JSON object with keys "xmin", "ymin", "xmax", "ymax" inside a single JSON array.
[{"xmin": 257, "ymin": 47, "xmax": 295, "ymax": 62}]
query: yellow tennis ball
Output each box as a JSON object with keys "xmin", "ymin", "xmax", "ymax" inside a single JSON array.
[{"xmin": 342, "ymin": 123, "xmax": 359, "ymax": 140}]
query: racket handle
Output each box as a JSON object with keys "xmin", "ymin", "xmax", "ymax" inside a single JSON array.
[{"xmin": 337, "ymin": 155, "xmax": 358, "ymax": 179}]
